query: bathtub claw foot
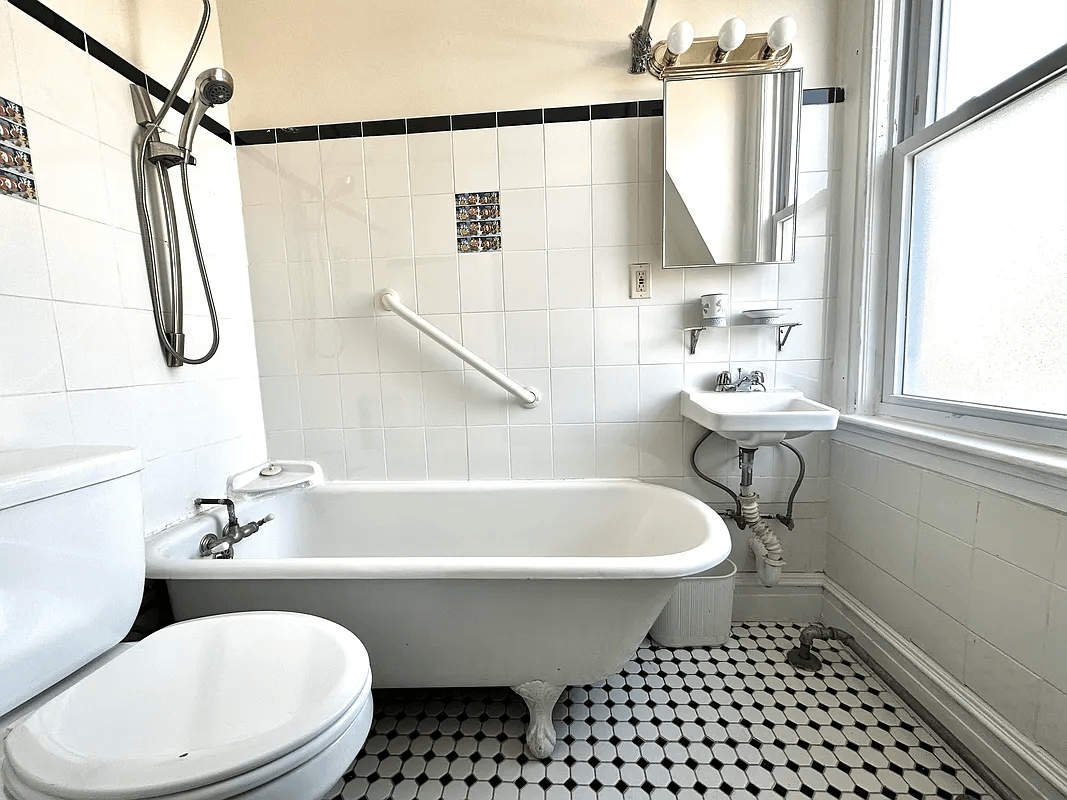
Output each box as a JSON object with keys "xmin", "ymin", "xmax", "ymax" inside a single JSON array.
[{"xmin": 512, "ymin": 680, "xmax": 565, "ymax": 759}]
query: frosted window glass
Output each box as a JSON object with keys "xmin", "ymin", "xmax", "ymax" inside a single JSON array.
[
  {"xmin": 940, "ymin": 0, "xmax": 1067, "ymax": 118},
  {"xmin": 902, "ymin": 72, "xmax": 1067, "ymax": 416}
]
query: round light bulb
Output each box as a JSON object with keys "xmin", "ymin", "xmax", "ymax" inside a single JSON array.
[
  {"xmin": 717, "ymin": 18, "xmax": 747, "ymax": 52},
  {"xmin": 667, "ymin": 20, "xmax": 695, "ymax": 55},
  {"xmin": 767, "ymin": 16, "xmax": 797, "ymax": 51}
]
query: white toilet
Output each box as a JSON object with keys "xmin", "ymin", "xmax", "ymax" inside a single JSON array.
[{"xmin": 0, "ymin": 446, "xmax": 374, "ymax": 800}]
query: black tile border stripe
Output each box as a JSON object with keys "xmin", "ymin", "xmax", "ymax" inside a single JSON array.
[
  {"xmin": 7, "ymin": 0, "xmax": 233, "ymax": 144},
  {"xmin": 276, "ymin": 125, "xmax": 318, "ymax": 143},
  {"xmin": 232, "ymin": 87, "xmax": 847, "ymax": 146}
]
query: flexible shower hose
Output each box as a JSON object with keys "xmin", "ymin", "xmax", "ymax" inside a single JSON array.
[{"xmin": 133, "ymin": 0, "xmax": 221, "ymax": 365}]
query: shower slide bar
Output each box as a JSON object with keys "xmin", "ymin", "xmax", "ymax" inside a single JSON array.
[{"xmin": 377, "ymin": 290, "xmax": 540, "ymax": 408}]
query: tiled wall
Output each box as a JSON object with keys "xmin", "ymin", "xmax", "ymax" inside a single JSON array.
[
  {"xmin": 827, "ymin": 443, "xmax": 1067, "ymax": 764},
  {"xmin": 0, "ymin": 1, "xmax": 266, "ymax": 532},
  {"xmin": 237, "ymin": 101, "xmax": 840, "ymax": 574}
]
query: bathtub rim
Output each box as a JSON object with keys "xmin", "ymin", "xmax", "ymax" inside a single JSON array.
[{"xmin": 145, "ymin": 479, "xmax": 731, "ymax": 582}]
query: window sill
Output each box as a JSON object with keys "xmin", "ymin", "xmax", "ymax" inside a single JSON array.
[{"xmin": 834, "ymin": 414, "xmax": 1067, "ymax": 511}]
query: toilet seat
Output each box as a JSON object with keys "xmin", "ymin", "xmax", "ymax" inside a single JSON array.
[{"xmin": 2, "ymin": 612, "xmax": 372, "ymax": 800}]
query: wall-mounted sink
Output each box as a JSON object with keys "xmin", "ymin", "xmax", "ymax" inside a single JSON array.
[{"xmin": 681, "ymin": 389, "xmax": 839, "ymax": 448}]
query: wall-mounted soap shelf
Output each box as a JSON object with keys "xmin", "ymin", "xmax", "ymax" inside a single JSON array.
[{"xmin": 683, "ymin": 322, "xmax": 802, "ymax": 355}]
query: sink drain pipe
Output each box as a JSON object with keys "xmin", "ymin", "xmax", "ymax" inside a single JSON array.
[
  {"xmin": 738, "ymin": 448, "xmax": 784, "ymax": 588},
  {"xmin": 788, "ymin": 624, "xmax": 1020, "ymax": 800}
]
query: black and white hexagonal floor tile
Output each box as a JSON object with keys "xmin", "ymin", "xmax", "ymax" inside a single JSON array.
[{"xmin": 324, "ymin": 623, "xmax": 992, "ymax": 800}]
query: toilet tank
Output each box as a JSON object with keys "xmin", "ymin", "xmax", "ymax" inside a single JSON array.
[{"xmin": 0, "ymin": 446, "xmax": 145, "ymax": 717}]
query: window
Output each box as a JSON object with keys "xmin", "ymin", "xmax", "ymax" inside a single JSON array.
[{"xmin": 884, "ymin": 0, "xmax": 1067, "ymax": 426}]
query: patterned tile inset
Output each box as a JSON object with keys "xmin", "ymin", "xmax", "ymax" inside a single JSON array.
[
  {"xmin": 456, "ymin": 192, "xmax": 501, "ymax": 252},
  {"xmin": 327, "ymin": 624, "xmax": 992, "ymax": 800}
]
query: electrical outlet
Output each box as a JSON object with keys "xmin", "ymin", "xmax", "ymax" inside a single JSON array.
[{"xmin": 630, "ymin": 262, "xmax": 651, "ymax": 299}]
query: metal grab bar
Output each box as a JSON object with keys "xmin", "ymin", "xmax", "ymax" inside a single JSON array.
[{"xmin": 376, "ymin": 290, "xmax": 540, "ymax": 408}]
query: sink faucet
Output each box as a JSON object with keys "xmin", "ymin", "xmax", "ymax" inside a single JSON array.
[
  {"xmin": 195, "ymin": 497, "xmax": 275, "ymax": 559},
  {"xmin": 714, "ymin": 368, "xmax": 767, "ymax": 392}
]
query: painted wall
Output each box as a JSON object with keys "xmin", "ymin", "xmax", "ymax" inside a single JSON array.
[
  {"xmin": 216, "ymin": 0, "xmax": 841, "ymax": 130},
  {"xmin": 235, "ymin": 97, "xmax": 839, "ymax": 575},
  {"xmin": 826, "ymin": 445, "xmax": 1067, "ymax": 767},
  {"xmin": 0, "ymin": 0, "xmax": 265, "ymax": 532}
]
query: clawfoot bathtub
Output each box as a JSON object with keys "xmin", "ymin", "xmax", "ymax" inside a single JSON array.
[{"xmin": 146, "ymin": 479, "xmax": 729, "ymax": 757}]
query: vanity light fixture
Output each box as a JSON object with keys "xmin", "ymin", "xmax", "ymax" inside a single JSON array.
[{"xmin": 629, "ymin": 0, "xmax": 797, "ymax": 80}]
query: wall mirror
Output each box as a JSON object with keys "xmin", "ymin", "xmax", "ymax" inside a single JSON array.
[{"xmin": 663, "ymin": 67, "xmax": 802, "ymax": 268}]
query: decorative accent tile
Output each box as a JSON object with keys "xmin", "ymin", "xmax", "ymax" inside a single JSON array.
[
  {"xmin": 0, "ymin": 95, "xmax": 36, "ymax": 203},
  {"xmin": 456, "ymin": 192, "xmax": 501, "ymax": 253},
  {"xmin": 326, "ymin": 623, "xmax": 993, "ymax": 800}
]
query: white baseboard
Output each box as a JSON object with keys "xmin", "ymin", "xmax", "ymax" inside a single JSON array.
[
  {"xmin": 823, "ymin": 577, "xmax": 1067, "ymax": 800},
  {"xmin": 732, "ymin": 572, "xmax": 824, "ymax": 622}
]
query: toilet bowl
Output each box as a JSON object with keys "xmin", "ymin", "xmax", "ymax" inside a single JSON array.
[
  {"xmin": 0, "ymin": 445, "xmax": 374, "ymax": 800},
  {"xmin": 1, "ymin": 611, "xmax": 373, "ymax": 800}
]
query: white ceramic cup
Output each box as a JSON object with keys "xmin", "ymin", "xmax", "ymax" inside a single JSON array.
[{"xmin": 701, "ymin": 293, "xmax": 729, "ymax": 325}]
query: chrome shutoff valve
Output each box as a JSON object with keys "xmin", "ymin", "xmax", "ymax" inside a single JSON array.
[{"xmin": 195, "ymin": 497, "xmax": 275, "ymax": 559}]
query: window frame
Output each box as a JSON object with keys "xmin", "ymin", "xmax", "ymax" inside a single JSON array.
[{"xmin": 879, "ymin": 0, "xmax": 1067, "ymax": 436}]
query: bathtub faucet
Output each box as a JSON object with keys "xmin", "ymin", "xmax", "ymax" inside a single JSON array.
[{"xmin": 195, "ymin": 497, "xmax": 275, "ymax": 559}]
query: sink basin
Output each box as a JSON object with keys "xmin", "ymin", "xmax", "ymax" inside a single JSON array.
[{"xmin": 681, "ymin": 389, "xmax": 839, "ymax": 448}]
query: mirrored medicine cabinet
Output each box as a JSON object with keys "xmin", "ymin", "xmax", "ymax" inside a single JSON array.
[{"xmin": 662, "ymin": 67, "xmax": 802, "ymax": 269}]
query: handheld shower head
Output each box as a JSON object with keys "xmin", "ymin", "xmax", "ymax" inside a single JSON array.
[{"xmin": 177, "ymin": 67, "xmax": 234, "ymax": 155}]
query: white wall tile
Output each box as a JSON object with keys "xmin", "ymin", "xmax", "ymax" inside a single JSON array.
[
  {"xmin": 375, "ymin": 315, "xmax": 422, "ymax": 372},
  {"xmin": 28, "ymin": 112, "xmax": 107, "ymax": 224},
  {"xmin": 552, "ymin": 424, "xmax": 595, "ymax": 478},
  {"xmin": 873, "ymin": 456, "xmax": 922, "ymax": 517},
  {"xmin": 591, "ymin": 183, "xmax": 639, "ymax": 247},
  {"xmin": 975, "ymin": 492, "xmax": 1062, "ymax": 579},
  {"xmin": 780, "ymin": 236, "xmax": 828, "ymax": 300},
  {"xmin": 304, "ymin": 429, "xmax": 346, "ymax": 480},
  {"xmin": 467, "ymin": 425, "xmax": 511, "ymax": 479},
  {"xmin": 260, "ymin": 376, "xmax": 302, "ymax": 431},
  {"xmin": 242, "ymin": 204, "xmax": 287, "ymax": 263},
  {"xmin": 0, "ymin": 296, "xmax": 62, "ymax": 396},
  {"xmin": 294, "ymin": 318, "xmax": 342, "ymax": 374},
  {"xmin": 54, "ymin": 302, "xmax": 131, "ymax": 390},
  {"xmin": 1037, "ymin": 682, "xmax": 1067, "ymax": 764},
  {"xmin": 964, "ymin": 635, "xmax": 1042, "ymax": 736},
  {"xmin": 544, "ymin": 121, "xmax": 591, "ymax": 187},
  {"xmin": 453, "ymin": 128, "xmax": 499, "ymax": 192},
  {"xmin": 595, "ymin": 365, "xmax": 640, "ymax": 422},
  {"xmin": 919, "ymin": 473, "xmax": 979, "ymax": 543},
  {"xmin": 504, "ymin": 311, "xmax": 549, "ymax": 369},
  {"xmin": 638, "ymin": 304, "xmax": 684, "ymax": 365},
  {"xmin": 1043, "ymin": 585, "xmax": 1067, "ymax": 694},
  {"xmin": 408, "ymin": 132, "xmax": 454, "ymax": 195},
  {"xmin": 0, "ymin": 197, "xmax": 49, "ymax": 298},
  {"xmin": 640, "ymin": 364, "xmax": 683, "ymax": 422},
  {"xmin": 914, "ymin": 522, "xmax": 973, "ymax": 623},
  {"xmin": 277, "ymin": 140, "xmax": 323, "ymax": 204},
  {"xmin": 339, "ymin": 373, "xmax": 383, "ymax": 428},
  {"xmin": 549, "ymin": 309, "xmax": 593, "ymax": 367},
  {"xmin": 363, "ymin": 135, "xmax": 410, "ymax": 197},
  {"xmin": 411, "ymin": 193, "xmax": 457, "ymax": 256},
  {"xmin": 510, "ymin": 425, "xmax": 553, "ymax": 479},
  {"xmin": 249, "ymin": 262, "xmax": 292, "ymax": 320},
  {"xmin": 367, "ymin": 196, "xmax": 414, "ymax": 258},
  {"xmin": 546, "ymin": 186, "xmax": 591, "ymax": 249},
  {"xmin": 237, "ymin": 145, "xmax": 281, "ymax": 206},
  {"xmin": 415, "ymin": 255, "xmax": 461, "ymax": 315},
  {"xmin": 459, "ymin": 252, "xmax": 504, "ymax": 312},
  {"xmin": 550, "ymin": 368, "xmax": 594, "ymax": 424},
  {"xmin": 299, "ymin": 374, "xmax": 342, "ymax": 429},
  {"xmin": 422, "ymin": 371, "xmax": 467, "ymax": 427},
  {"xmin": 254, "ymin": 320, "xmax": 298, "ymax": 376},
  {"xmin": 381, "ymin": 372, "xmax": 425, "ymax": 427},
  {"xmin": 0, "ymin": 393, "xmax": 72, "ymax": 448},
  {"xmin": 596, "ymin": 422, "xmax": 640, "ymax": 478},
  {"xmin": 39, "ymin": 208, "xmax": 122, "ymax": 306},
  {"xmin": 282, "ymin": 201, "xmax": 329, "ymax": 261},
  {"xmin": 336, "ymin": 317, "xmax": 379, "ymax": 373},
  {"xmin": 594, "ymin": 306, "xmax": 639, "ymax": 365},
  {"xmin": 501, "ymin": 189, "xmax": 547, "ymax": 251},
  {"xmin": 547, "ymin": 249, "xmax": 592, "ymax": 309},
  {"xmin": 797, "ymin": 171, "xmax": 830, "ymax": 237},
  {"xmin": 503, "ymin": 251, "xmax": 548, "ymax": 311},
  {"xmin": 425, "ymin": 426, "xmax": 469, "ymax": 479},
  {"xmin": 419, "ymin": 314, "xmax": 465, "ymax": 371},
  {"xmin": 969, "ymin": 551, "xmax": 1051, "ymax": 673},
  {"xmin": 639, "ymin": 421, "xmax": 683, "ymax": 477},
  {"xmin": 499, "ymin": 125, "xmax": 545, "ymax": 189},
  {"xmin": 288, "ymin": 260, "xmax": 334, "ymax": 318},
  {"xmin": 331, "ymin": 259, "xmax": 375, "ymax": 318},
  {"xmin": 638, "ymin": 116, "xmax": 664, "ymax": 184},
  {"xmin": 320, "ymin": 137, "xmax": 367, "ymax": 202},
  {"xmin": 325, "ymin": 199, "xmax": 372, "ymax": 260},
  {"xmin": 344, "ymin": 428, "xmax": 387, "ymax": 479},
  {"xmin": 591, "ymin": 118, "xmax": 639, "ymax": 184},
  {"xmin": 385, "ymin": 427, "xmax": 427, "ymax": 480},
  {"xmin": 371, "ymin": 256, "xmax": 417, "ymax": 314}
]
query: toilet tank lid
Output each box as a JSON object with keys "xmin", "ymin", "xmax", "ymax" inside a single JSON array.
[{"xmin": 0, "ymin": 446, "xmax": 142, "ymax": 511}]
